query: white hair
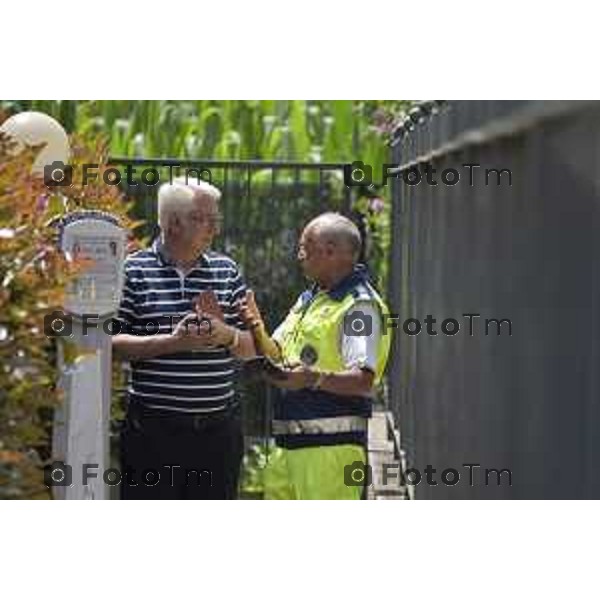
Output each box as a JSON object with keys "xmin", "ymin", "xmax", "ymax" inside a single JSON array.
[
  {"xmin": 307, "ymin": 212, "xmax": 362, "ymax": 262},
  {"xmin": 157, "ymin": 177, "xmax": 222, "ymax": 227}
]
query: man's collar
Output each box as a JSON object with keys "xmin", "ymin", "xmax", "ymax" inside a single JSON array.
[
  {"xmin": 151, "ymin": 237, "xmax": 208, "ymax": 267},
  {"xmin": 302, "ymin": 264, "xmax": 370, "ymax": 304},
  {"xmin": 326, "ymin": 263, "xmax": 370, "ymax": 300}
]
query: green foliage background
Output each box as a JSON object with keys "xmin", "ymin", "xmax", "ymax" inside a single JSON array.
[
  {"xmin": 4, "ymin": 100, "xmax": 407, "ymax": 163},
  {"xmin": 3, "ymin": 100, "xmax": 410, "ymax": 287}
]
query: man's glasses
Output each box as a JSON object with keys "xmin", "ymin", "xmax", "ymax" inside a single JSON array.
[{"xmin": 190, "ymin": 212, "xmax": 223, "ymax": 227}]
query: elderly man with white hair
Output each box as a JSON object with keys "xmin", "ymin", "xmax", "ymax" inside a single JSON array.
[
  {"xmin": 239, "ymin": 212, "xmax": 392, "ymax": 499},
  {"xmin": 113, "ymin": 177, "xmax": 255, "ymax": 500}
]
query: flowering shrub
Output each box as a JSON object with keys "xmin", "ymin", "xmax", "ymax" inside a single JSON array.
[{"xmin": 0, "ymin": 115, "xmax": 139, "ymax": 498}]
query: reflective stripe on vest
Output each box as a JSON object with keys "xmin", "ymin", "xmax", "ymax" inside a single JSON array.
[{"xmin": 272, "ymin": 416, "xmax": 368, "ymax": 436}]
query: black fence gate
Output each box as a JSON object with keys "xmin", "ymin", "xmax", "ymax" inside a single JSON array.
[{"xmin": 388, "ymin": 100, "xmax": 600, "ymax": 499}]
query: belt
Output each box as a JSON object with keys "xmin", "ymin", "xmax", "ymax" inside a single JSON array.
[
  {"xmin": 272, "ymin": 416, "xmax": 368, "ymax": 436},
  {"xmin": 128, "ymin": 401, "xmax": 240, "ymax": 432}
]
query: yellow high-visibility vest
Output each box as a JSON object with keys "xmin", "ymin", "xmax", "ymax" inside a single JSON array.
[{"xmin": 273, "ymin": 266, "xmax": 392, "ymax": 448}]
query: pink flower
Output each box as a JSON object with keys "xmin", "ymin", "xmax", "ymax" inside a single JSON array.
[
  {"xmin": 35, "ymin": 194, "xmax": 49, "ymax": 214},
  {"xmin": 368, "ymin": 197, "xmax": 385, "ymax": 214}
]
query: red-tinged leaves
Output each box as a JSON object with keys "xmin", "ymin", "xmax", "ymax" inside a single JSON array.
[{"xmin": 0, "ymin": 111, "xmax": 137, "ymax": 498}]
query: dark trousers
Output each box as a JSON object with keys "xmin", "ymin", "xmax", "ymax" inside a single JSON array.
[{"xmin": 120, "ymin": 403, "xmax": 244, "ymax": 500}]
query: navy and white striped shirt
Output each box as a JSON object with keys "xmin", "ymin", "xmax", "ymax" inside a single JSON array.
[{"xmin": 117, "ymin": 239, "xmax": 247, "ymax": 414}]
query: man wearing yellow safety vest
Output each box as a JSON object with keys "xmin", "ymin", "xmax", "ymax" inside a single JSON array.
[{"xmin": 239, "ymin": 212, "xmax": 392, "ymax": 499}]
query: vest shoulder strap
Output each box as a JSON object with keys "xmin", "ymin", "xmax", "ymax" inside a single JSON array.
[
  {"xmin": 351, "ymin": 281, "xmax": 388, "ymax": 307},
  {"xmin": 290, "ymin": 290, "xmax": 312, "ymax": 312},
  {"xmin": 351, "ymin": 282, "xmax": 372, "ymax": 300}
]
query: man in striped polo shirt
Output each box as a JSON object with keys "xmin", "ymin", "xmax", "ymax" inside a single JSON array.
[{"xmin": 113, "ymin": 178, "xmax": 255, "ymax": 499}]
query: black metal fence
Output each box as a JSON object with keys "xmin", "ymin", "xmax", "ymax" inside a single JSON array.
[
  {"xmin": 110, "ymin": 158, "xmax": 355, "ymax": 438},
  {"xmin": 388, "ymin": 100, "xmax": 600, "ymax": 498}
]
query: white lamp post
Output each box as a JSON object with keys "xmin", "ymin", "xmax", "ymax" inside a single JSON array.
[{"xmin": 0, "ymin": 111, "xmax": 70, "ymax": 175}]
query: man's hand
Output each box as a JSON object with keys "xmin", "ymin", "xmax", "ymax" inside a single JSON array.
[
  {"xmin": 192, "ymin": 291, "xmax": 225, "ymax": 321},
  {"xmin": 171, "ymin": 312, "xmax": 216, "ymax": 351},
  {"xmin": 192, "ymin": 291, "xmax": 241, "ymax": 347},
  {"xmin": 191, "ymin": 291, "xmax": 240, "ymax": 347},
  {"xmin": 266, "ymin": 365, "xmax": 318, "ymax": 390},
  {"xmin": 200, "ymin": 311, "xmax": 237, "ymax": 347},
  {"xmin": 238, "ymin": 290, "xmax": 264, "ymax": 329},
  {"xmin": 237, "ymin": 290, "xmax": 283, "ymax": 361}
]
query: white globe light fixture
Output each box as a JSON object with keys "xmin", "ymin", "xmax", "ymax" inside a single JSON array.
[{"xmin": 0, "ymin": 111, "xmax": 70, "ymax": 176}]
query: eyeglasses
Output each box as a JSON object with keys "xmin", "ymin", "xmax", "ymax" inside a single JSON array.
[{"xmin": 190, "ymin": 212, "xmax": 223, "ymax": 227}]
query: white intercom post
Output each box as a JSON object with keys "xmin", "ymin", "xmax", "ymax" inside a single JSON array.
[{"xmin": 52, "ymin": 212, "xmax": 127, "ymax": 499}]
